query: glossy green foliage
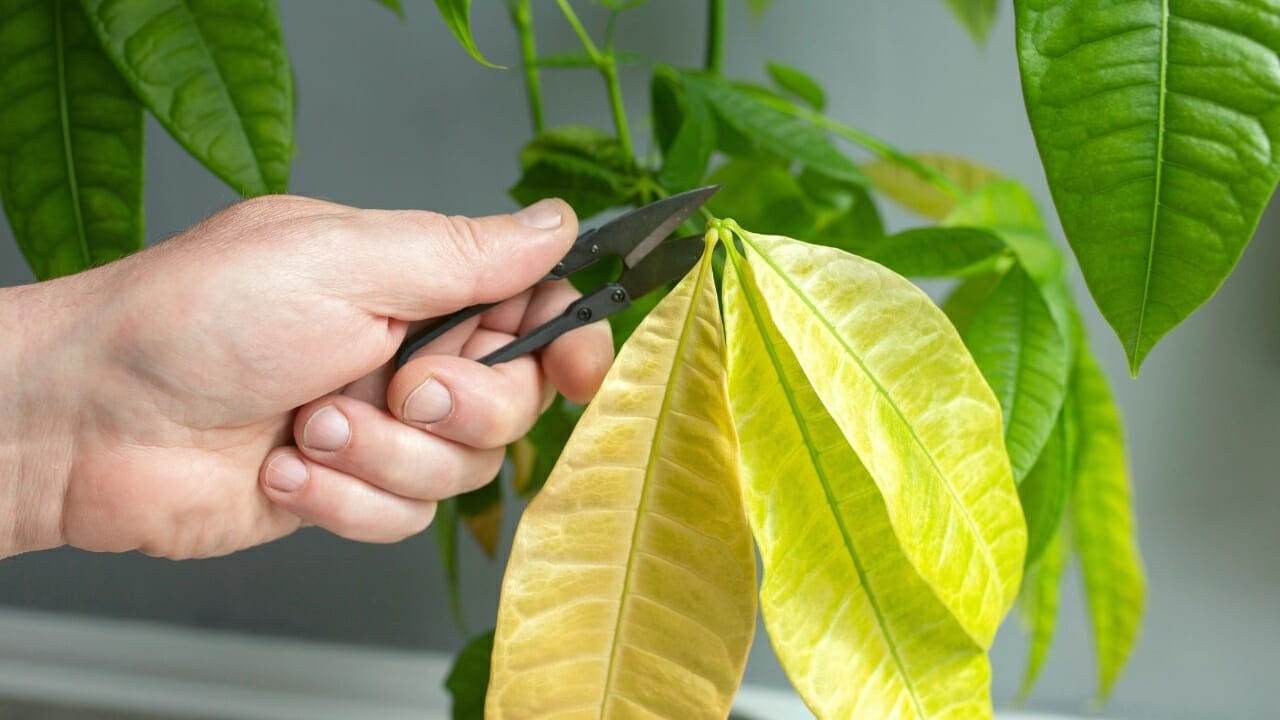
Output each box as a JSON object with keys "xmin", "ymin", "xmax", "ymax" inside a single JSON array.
[
  {"xmin": 706, "ymin": 160, "xmax": 882, "ymax": 253},
  {"xmin": 1015, "ymin": 0, "xmax": 1280, "ymax": 373},
  {"xmin": 682, "ymin": 73, "xmax": 865, "ymax": 185},
  {"xmin": 766, "ymin": 61, "xmax": 825, "ymax": 111},
  {"xmin": 509, "ymin": 126, "xmax": 637, "ymax": 220},
  {"xmin": 433, "ymin": 0, "xmax": 500, "ymax": 68},
  {"xmin": 941, "ymin": 0, "xmax": 998, "ymax": 44},
  {"xmin": 1018, "ymin": 397, "xmax": 1076, "ymax": 568},
  {"xmin": 446, "ymin": 630, "xmax": 494, "ymax": 720},
  {"xmin": 0, "ymin": 0, "xmax": 142, "ymax": 280},
  {"xmin": 1071, "ymin": 346, "xmax": 1145, "ymax": 700},
  {"xmin": 80, "ymin": 0, "xmax": 293, "ymax": 197},
  {"xmin": 725, "ymin": 249, "xmax": 992, "ymax": 719},
  {"xmin": 964, "ymin": 266, "xmax": 1070, "ymax": 483},
  {"xmin": 863, "ymin": 227, "xmax": 1007, "ymax": 278},
  {"xmin": 654, "ymin": 69, "xmax": 715, "ymax": 191}
]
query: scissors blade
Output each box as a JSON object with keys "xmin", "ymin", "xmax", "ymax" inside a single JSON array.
[
  {"xmin": 617, "ymin": 234, "xmax": 706, "ymax": 300},
  {"xmin": 583, "ymin": 186, "xmax": 718, "ymax": 270}
]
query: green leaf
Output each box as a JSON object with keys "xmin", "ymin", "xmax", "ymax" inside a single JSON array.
[
  {"xmin": 963, "ymin": 265, "xmax": 1071, "ymax": 483},
  {"xmin": 744, "ymin": 0, "xmax": 772, "ymax": 17},
  {"xmin": 735, "ymin": 226, "xmax": 1026, "ymax": 647},
  {"xmin": 1018, "ymin": 395, "xmax": 1076, "ymax": 568},
  {"xmin": 0, "ymin": 0, "xmax": 143, "ymax": 280},
  {"xmin": 457, "ymin": 479, "xmax": 501, "ymax": 559},
  {"xmin": 863, "ymin": 153, "xmax": 1000, "ymax": 221},
  {"xmin": 435, "ymin": 497, "xmax": 468, "ymax": 634},
  {"xmin": 658, "ymin": 76, "xmax": 715, "ymax": 191},
  {"xmin": 1017, "ymin": 529, "xmax": 1069, "ymax": 700},
  {"xmin": 797, "ymin": 169, "xmax": 885, "ymax": 254},
  {"xmin": 1071, "ymin": 345, "xmax": 1145, "ymax": 700},
  {"xmin": 724, "ymin": 248, "xmax": 993, "ymax": 718},
  {"xmin": 508, "ymin": 126, "xmax": 636, "ymax": 220},
  {"xmin": 432, "ymin": 0, "xmax": 502, "ymax": 68},
  {"xmin": 765, "ymin": 61, "xmax": 825, "ymax": 111},
  {"xmin": 1014, "ymin": 1, "xmax": 1280, "ymax": 374},
  {"xmin": 683, "ymin": 73, "xmax": 866, "ymax": 186},
  {"xmin": 80, "ymin": 0, "xmax": 293, "ymax": 197},
  {"xmin": 942, "ymin": 273, "xmax": 1002, "ymax": 337},
  {"xmin": 445, "ymin": 630, "xmax": 494, "ymax": 720},
  {"xmin": 862, "ymin": 226, "xmax": 1007, "ymax": 278},
  {"xmin": 941, "ymin": 0, "xmax": 999, "ymax": 44},
  {"xmin": 650, "ymin": 65, "xmax": 684, "ymax": 157},
  {"xmin": 707, "ymin": 158, "xmax": 815, "ymax": 238},
  {"xmin": 371, "ymin": 0, "xmax": 404, "ymax": 20}
]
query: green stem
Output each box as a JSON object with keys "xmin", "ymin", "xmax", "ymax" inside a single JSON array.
[
  {"xmin": 800, "ymin": 108, "xmax": 962, "ymax": 197},
  {"xmin": 554, "ymin": 0, "xmax": 601, "ymax": 63},
  {"xmin": 509, "ymin": 0, "xmax": 545, "ymax": 133},
  {"xmin": 602, "ymin": 60, "xmax": 635, "ymax": 161},
  {"xmin": 554, "ymin": 0, "xmax": 635, "ymax": 162},
  {"xmin": 705, "ymin": 0, "xmax": 726, "ymax": 75}
]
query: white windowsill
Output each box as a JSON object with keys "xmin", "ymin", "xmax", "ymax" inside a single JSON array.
[{"xmin": 0, "ymin": 607, "xmax": 1078, "ymax": 719}]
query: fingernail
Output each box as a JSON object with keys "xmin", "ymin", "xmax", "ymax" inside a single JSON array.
[
  {"xmin": 404, "ymin": 378, "xmax": 453, "ymax": 424},
  {"xmin": 303, "ymin": 406, "xmax": 350, "ymax": 452},
  {"xmin": 513, "ymin": 199, "xmax": 562, "ymax": 230},
  {"xmin": 265, "ymin": 454, "xmax": 308, "ymax": 493}
]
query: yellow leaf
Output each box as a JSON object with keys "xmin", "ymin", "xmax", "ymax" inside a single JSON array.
[
  {"xmin": 508, "ymin": 437, "xmax": 536, "ymax": 496},
  {"xmin": 487, "ymin": 241, "xmax": 756, "ymax": 719},
  {"xmin": 1071, "ymin": 345, "xmax": 1145, "ymax": 701},
  {"xmin": 735, "ymin": 227, "xmax": 1025, "ymax": 646},
  {"xmin": 724, "ymin": 251, "xmax": 992, "ymax": 719},
  {"xmin": 464, "ymin": 502, "xmax": 502, "ymax": 558},
  {"xmin": 864, "ymin": 153, "xmax": 1000, "ymax": 220},
  {"xmin": 1017, "ymin": 527, "xmax": 1069, "ymax": 702}
]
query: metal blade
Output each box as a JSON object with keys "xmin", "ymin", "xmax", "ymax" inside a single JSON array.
[
  {"xmin": 586, "ymin": 186, "xmax": 718, "ymax": 269},
  {"xmin": 617, "ymin": 235, "xmax": 706, "ymax": 300}
]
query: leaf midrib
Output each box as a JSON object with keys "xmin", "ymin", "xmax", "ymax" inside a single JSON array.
[
  {"xmin": 600, "ymin": 245, "xmax": 715, "ymax": 714},
  {"xmin": 1131, "ymin": 0, "xmax": 1170, "ymax": 372},
  {"xmin": 743, "ymin": 234, "xmax": 1004, "ymax": 632},
  {"xmin": 53, "ymin": 0, "xmax": 91, "ymax": 268},
  {"xmin": 728, "ymin": 252, "xmax": 927, "ymax": 716},
  {"xmin": 179, "ymin": 0, "xmax": 269, "ymax": 194}
]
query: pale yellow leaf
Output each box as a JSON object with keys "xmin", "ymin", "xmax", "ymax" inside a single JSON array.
[
  {"xmin": 487, "ymin": 242, "xmax": 756, "ymax": 719},
  {"xmin": 864, "ymin": 153, "xmax": 1000, "ymax": 220},
  {"xmin": 736, "ymin": 227, "xmax": 1025, "ymax": 646},
  {"xmin": 724, "ymin": 252, "xmax": 992, "ymax": 719}
]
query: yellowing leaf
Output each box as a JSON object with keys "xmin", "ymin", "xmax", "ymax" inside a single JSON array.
[
  {"xmin": 487, "ymin": 243, "xmax": 755, "ymax": 719},
  {"xmin": 724, "ymin": 251, "xmax": 992, "ymax": 719},
  {"xmin": 1017, "ymin": 529, "xmax": 1069, "ymax": 700},
  {"xmin": 864, "ymin": 153, "xmax": 1000, "ymax": 220},
  {"xmin": 736, "ymin": 227, "xmax": 1025, "ymax": 645},
  {"xmin": 1072, "ymin": 346, "xmax": 1145, "ymax": 701}
]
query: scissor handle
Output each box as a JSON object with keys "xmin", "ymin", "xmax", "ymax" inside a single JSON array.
[
  {"xmin": 479, "ymin": 283, "xmax": 631, "ymax": 366},
  {"xmin": 395, "ymin": 301, "xmax": 496, "ymax": 368}
]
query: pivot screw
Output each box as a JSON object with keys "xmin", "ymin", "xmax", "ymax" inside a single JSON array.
[
  {"xmin": 590, "ymin": 244, "xmax": 599, "ymax": 255},
  {"xmin": 611, "ymin": 289, "xmax": 626, "ymax": 303},
  {"xmin": 577, "ymin": 307, "xmax": 593, "ymax": 321}
]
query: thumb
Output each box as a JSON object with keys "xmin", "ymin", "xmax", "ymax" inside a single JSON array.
[{"xmin": 341, "ymin": 198, "xmax": 578, "ymax": 320}]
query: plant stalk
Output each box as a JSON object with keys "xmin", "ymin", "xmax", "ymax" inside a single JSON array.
[
  {"xmin": 509, "ymin": 0, "xmax": 545, "ymax": 133},
  {"xmin": 705, "ymin": 0, "xmax": 726, "ymax": 75},
  {"xmin": 554, "ymin": 0, "xmax": 635, "ymax": 162}
]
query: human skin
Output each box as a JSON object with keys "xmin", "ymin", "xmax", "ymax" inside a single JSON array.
[{"xmin": 0, "ymin": 195, "xmax": 612, "ymax": 560}]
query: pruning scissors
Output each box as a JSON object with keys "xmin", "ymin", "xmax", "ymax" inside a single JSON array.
[{"xmin": 394, "ymin": 185, "xmax": 720, "ymax": 368}]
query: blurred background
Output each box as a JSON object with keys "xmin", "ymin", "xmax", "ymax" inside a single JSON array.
[{"xmin": 0, "ymin": 1, "xmax": 1276, "ymax": 718}]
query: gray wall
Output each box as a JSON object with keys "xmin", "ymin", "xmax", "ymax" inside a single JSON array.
[{"xmin": 2, "ymin": 1, "xmax": 1277, "ymax": 717}]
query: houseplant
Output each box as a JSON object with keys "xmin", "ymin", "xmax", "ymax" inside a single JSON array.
[{"xmin": 2, "ymin": 0, "xmax": 1274, "ymax": 717}]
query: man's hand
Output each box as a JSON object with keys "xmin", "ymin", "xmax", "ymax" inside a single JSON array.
[{"xmin": 0, "ymin": 195, "xmax": 613, "ymax": 560}]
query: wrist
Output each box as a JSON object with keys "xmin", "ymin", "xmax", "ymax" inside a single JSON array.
[{"xmin": 0, "ymin": 277, "xmax": 87, "ymax": 558}]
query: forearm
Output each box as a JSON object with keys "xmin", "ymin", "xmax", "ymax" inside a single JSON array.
[{"xmin": 0, "ymin": 279, "xmax": 81, "ymax": 558}]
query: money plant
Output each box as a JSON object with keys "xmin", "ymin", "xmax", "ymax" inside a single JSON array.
[{"xmin": 1, "ymin": 0, "xmax": 1275, "ymax": 717}]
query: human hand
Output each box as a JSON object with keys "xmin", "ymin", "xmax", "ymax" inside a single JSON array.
[{"xmin": 0, "ymin": 195, "xmax": 612, "ymax": 559}]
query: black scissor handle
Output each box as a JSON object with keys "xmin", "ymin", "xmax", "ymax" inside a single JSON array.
[{"xmin": 479, "ymin": 283, "xmax": 631, "ymax": 366}]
